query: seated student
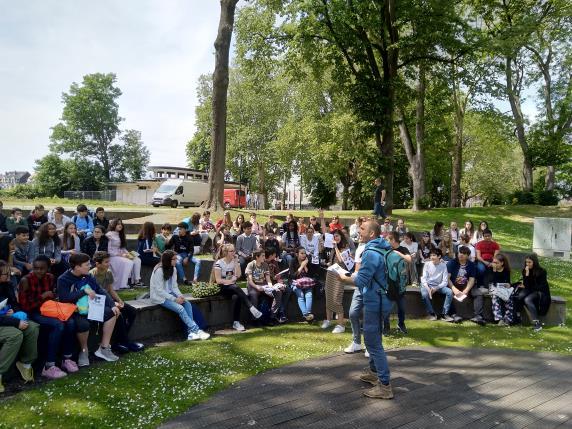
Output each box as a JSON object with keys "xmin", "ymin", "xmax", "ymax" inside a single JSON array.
[
  {"xmin": 297, "ymin": 217, "xmax": 307, "ymax": 234},
  {"xmin": 263, "ymin": 214, "xmax": 279, "ymax": 238},
  {"xmin": 280, "ymin": 213, "xmax": 294, "ymax": 235},
  {"xmin": 199, "ymin": 211, "xmax": 216, "ymax": 251},
  {"xmin": 168, "ymin": 222, "xmax": 200, "ymax": 285},
  {"xmin": 0, "ymin": 261, "xmax": 39, "ymax": 392},
  {"xmin": 438, "ymin": 232, "xmax": 455, "ymax": 262},
  {"xmin": 48, "ymin": 207, "xmax": 70, "ymax": 235},
  {"xmin": 249, "ymin": 212, "xmax": 262, "ymax": 236},
  {"xmin": 430, "ymin": 221, "xmax": 445, "ymax": 248},
  {"xmin": 214, "ymin": 225, "xmax": 233, "ymax": 260},
  {"xmin": 81, "ymin": 225, "xmax": 109, "ymax": 263},
  {"xmin": 289, "ymin": 248, "xmax": 317, "ymax": 322},
  {"xmin": 72, "ymin": 204, "xmax": 94, "ymax": 240},
  {"xmin": 57, "ymin": 253, "xmax": 120, "ymax": 365},
  {"xmin": 328, "ymin": 215, "xmax": 343, "ymax": 233},
  {"xmin": 446, "ymin": 246, "xmax": 476, "ymax": 321},
  {"xmin": 459, "ymin": 220, "xmax": 474, "ymax": 241},
  {"xmin": 489, "ymin": 253, "xmax": 513, "ymax": 326},
  {"xmin": 281, "ymin": 220, "xmax": 299, "ymax": 267},
  {"xmin": 400, "ymin": 232, "xmax": 419, "ymax": 286},
  {"xmin": 215, "ymin": 211, "xmax": 233, "ymax": 233},
  {"xmin": 153, "ymin": 223, "xmax": 172, "ymax": 256},
  {"xmin": 514, "ymin": 254, "xmax": 551, "ymax": 332},
  {"xmin": 18, "ymin": 256, "xmax": 78, "ymax": 379},
  {"xmin": 457, "ymin": 234, "xmax": 476, "ymax": 262},
  {"xmin": 6, "ymin": 208, "xmax": 27, "ymax": 236},
  {"xmin": 308, "ymin": 213, "xmax": 324, "ymax": 235},
  {"xmin": 93, "ymin": 207, "xmax": 109, "ymax": 231},
  {"xmin": 150, "ymin": 251, "xmax": 210, "ymax": 341},
  {"xmin": 475, "ymin": 229, "xmax": 500, "ymax": 287},
  {"xmin": 262, "ymin": 229, "xmax": 280, "ymax": 255},
  {"xmin": 30, "ymin": 222, "xmax": 67, "ymax": 277},
  {"xmin": 383, "ymin": 232, "xmax": 412, "ymax": 334},
  {"xmin": 380, "ymin": 218, "xmax": 393, "ymax": 238},
  {"xmin": 90, "ymin": 252, "xmax": 144, "ymax": 352},
  {"xmin": 418, "ymin": 232, "xmax": 434, "ymax": 274},
  {"xmin": 137, "ymin": 222, "xmax": 160, "ymax": 267},
  {"xmin": 246, "ymin": 249, "xmax": 284, "ymax": 324},
  {"xmin": 26, "ymin": 204, "xmax": 48, "ymax": 240},
  {"xmin": 236, "ymin": 221, "xmax": 259, "ymax": 277},
  {"xmin": 60, "ymin": 222, "xmax": 81, "ymax": 264},
  {"xmin": 11, "ymin": 226, "xmax": 32, "ymax": 276},
  {"xmin": 395, "ymin": 219, "xmax": 408, "ymax": 241},
  {"xmin": 449, "ymin": 221, "xmax": 460, "ymax": 247},
  {"xmin": 181, "ymin": 213, "xmax": 202, "ymax": 250},
  {"xmin": 107, "ymin": 218, "xmax": 142, "ymax": 289},
  {"xmin": 231, "ymin": 214, "xmax": 245, "ymax": 237},
  {"xmin": 349, "ymin": 217, "xmax": 363, "ymax": 243},
  {"xmin": 471, "ymin": 220, "xmax": 489, "ymax": 245},
  {"xmin": 420, "ymin": 248, "xmax": 453, "ymax": 321},
  {"xmin": 214, "ymin": 244, "xmax": 262, "ymax": 331},
  {"xmin": 299, "ymin": 225, "xmax": 322, "ymax": 268},
  {"xmin": 265, "ymin": 248, "xmax": 288, "ymax": 323}
]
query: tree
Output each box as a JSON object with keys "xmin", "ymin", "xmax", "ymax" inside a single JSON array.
[
  {"xmin": 50, "ymin": 73, "xmax": 123, "ymax": 182},
  {"xmin": 116, "ymin": 130, "xmax": 150, "ymax": 181},
  {"xmin": 307, "ymin": 177, "xmax": 337, "ymax": 209},
  {"xmin": 187, "ymin": 75, "xmax": 214, "ymax": 171},
  {"xmin": 204, "ymin": 0, "xmax": 240, "ymax": 211}
]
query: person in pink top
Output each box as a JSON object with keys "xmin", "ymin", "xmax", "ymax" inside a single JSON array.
[{"xmin": 106, "ymin": 219, "xmax": 142, "ymax": 290}]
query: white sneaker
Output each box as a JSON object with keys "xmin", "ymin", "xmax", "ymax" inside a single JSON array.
[
  {"xmin": 344, "ymin": 342, "xmax": 363, "ymax": 354},
  {"xmin": 187, "ymin": 332, "xmax": 200, "ymax": 341},
  {"xmin": 364, "ymin": 349, "xmax": 370, "ymax": 358},
  {"xmin": 332, "ymin": 325, "xmax": 346, "ymax": 334},
  {"xmin": 232, "ymin": 321, "xmax": 246, "ymax": 331},
  {"xmin": 197, "ymin": 330, "xmax": 211, "ymax": 340},
  {"xmin": 321, "ymin": 320, "xmax": 331, "ymax": 329},
  {"xmin": 250, "ymin": 307, "xmax": 262, "ymax": 319}
]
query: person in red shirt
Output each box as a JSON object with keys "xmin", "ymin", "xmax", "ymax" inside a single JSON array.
[
  {"xmin": 19, "ymin": 256, "xmax": 79, "ymax": 379},
  {"xmin": 472, "ymin": 229, "xmax": 500, "ymax": 325},
  {"xmin": 329, "ymin": 216, "xmax": 343, "ymax": 232}
]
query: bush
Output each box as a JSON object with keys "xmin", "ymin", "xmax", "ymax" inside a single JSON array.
[
  {"xmin": 510, "ymin": 190, "xmax": 535, "ymax": 205},
  {"xmin": 191, "ymin": 282, "xmax": 221, "ymax": 298},
  {"xmin": 535, "ymin": 190, "xmax": 559, "ymax": 206},
  {"xmin": 0, "ymin": 184, "xmax": 45, "ymax": 199}
]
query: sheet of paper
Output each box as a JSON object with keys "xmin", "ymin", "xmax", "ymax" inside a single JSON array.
[
  {"xmin": 324, "ymin": 233, "xmax": 334, "ymax": 248},
  {"xmin": 0, "ymin": 298, "xmax": 7, "ymax": 310},
  {"xmin": 208, "ymin": 231, "xmax": 217, "ymax": 240},
  {"xmin": 87, "ymin": 294, "xmax": 106, "ymax": 322},
  {"xmin": 277, "ymin": 268, "xmax": 290, "ymax": 276},
  {"xmin": 328, "ymin": 263, "xmax": 350, "ymax": 276},
  {"xmin": 454, "ymin": 293, "xmax": 467, "ymax": 302},
  {"xmin": 340, "ymin": 249, "xmax": 354, "ymax": 271}
]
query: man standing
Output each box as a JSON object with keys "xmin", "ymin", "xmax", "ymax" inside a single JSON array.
[
  {"xmin": 339, "ymin": 220, "xmax": 394, "ymax": 399},
  {"xmin": 373, "ymin": 178, "xmax": 386, "ymax": 220}
]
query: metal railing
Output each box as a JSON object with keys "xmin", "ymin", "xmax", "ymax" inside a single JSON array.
[{"xmin": 63, "ymin": 190, "xmax": 116, "ymax": 201}]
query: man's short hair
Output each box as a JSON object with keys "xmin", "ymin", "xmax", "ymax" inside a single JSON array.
[
  {"xmin": 93, "ymin": 251, "xmax": 111, "ymax": 264},
  {"xmin": 483, "ymin": 229, "xmax": 493, "ymax": 236},
  {"xmin": 365, "ymin": 220, "xmax": 381, "ymax": 238},
  {"xmin": 388, "ymin": 231, "xmax": 400, "ymax": 242},
  {"xmin": 76, "ymin": 204, "xmax": 88, "ymax": 212},
  {"xmin": 12, "ymin": 208, "xmax": 22, "ymax": 214},
  {"xmin": 430, "ymin": 248, "xmax": 443, "ymax": 257},
  {"xmin": 96, "ymin": 207, "xmax": 105, "ymax": 213},
  {"xmin": 458, "ymin": 246, "xmax": 471, "ymax": 256},
  {"xmin": 69, "ymin": 253, "xmax": 90, "ymax": 268},
  {"xmin": 265, "ymin": 248, "xmax": 277, "ymax": 258},
  {"xmin": 33, "ymin": 255, "xmax": 51, "ymax": 268},
  {"xmin": 243, "ymin": 221, "xmax": 253, "ymax": 229},
  {"xmin": 35, "ymin": 204, "xmax": 45, "ymax": 211},
  {"xmin": 15, "ymin": 226, "xmax": 29, "ymax": 235},
  {"xmin": 161, "ymin": 223, "xmax": 172, "ymax": 231},
  {"xmin": 253, "ymin": 249, "xmax": 265, "ymax": 259},
  {"xmin": 177, "ymin": 222, "xmax": 188, "ymax": 230}
]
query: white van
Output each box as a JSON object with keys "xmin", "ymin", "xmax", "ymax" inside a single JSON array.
[{"xmin": 151, "ymin": 179, "xmax": 210, "ymax": 208}]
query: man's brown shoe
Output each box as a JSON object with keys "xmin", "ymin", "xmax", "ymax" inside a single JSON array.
[
  {"xmin": 359, "ymin": 367, "xmax": 378, "ymax": 386},
  {"xmin": 363, "ymin": 381, "xmax": 394, "ymax": 399}
]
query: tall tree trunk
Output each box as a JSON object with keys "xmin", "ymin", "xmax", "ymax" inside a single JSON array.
[
  {"xmin": 545, "ymin": 166, "xmax": 555, "ymax": 191},
  {"xmin": 257, "ymin": 161, "xmax": 267, "ymax": 210},
  {"xmin": 505, "ymin": 56, "xmax": 534, "ymax": 191},
  {"xmin": 450, "ymin": 61, "xmax": 465, "ymax": 208},
  {"xmin": 204, "ymin": 0, "xmax": 239, "ymax": 210}
]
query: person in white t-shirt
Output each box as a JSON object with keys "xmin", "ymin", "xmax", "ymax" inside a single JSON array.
[
  {"xmin": 299, "ymin": 226, "xmax": 322, "ymax": 268},
  {"xmin": 400, "ymin": 232, "xmax": 419, "ymax": 286}
]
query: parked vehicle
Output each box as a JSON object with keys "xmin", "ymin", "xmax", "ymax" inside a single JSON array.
[
  {"xmin": 223, "ymin": 189, "xmax": 246, "ymax": 209},
  {"xmin": 152, "ymin": 179, "xmax": 209, "ymax": 208}
]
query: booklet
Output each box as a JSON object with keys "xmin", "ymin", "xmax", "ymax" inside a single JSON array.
[
  {"xmin": 328, "ymin": 263, "xmax": 350, "ymax": 277},
  {"xmin": 454, "ymin": 292, "xmax": 467, "ymax": 302},
  {"xmin": 323, "ymin": 233, "xmax": 335, "ymax": 249},
  {"xmin": 87, "ymin": 294, "xmax": 106, "ymax": 322}
]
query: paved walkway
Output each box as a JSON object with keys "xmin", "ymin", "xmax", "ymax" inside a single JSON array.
[{"xmin": 162, "ymin": 346, "xmax": 572, "ymax": 429}]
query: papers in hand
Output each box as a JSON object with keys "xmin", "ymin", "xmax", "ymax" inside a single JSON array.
[
  {"xmin": 454, "ymin": 292, "xmax": 467, "ymax": 302},
  {"xmin": 87, "ymin": 294, "xmax": 106, "ymax": 322},
  {"xmin": 323, "ymin": 233, "xmax": 335, "ymax": 249},
  {"xmin": 328, "ymin": 263, "xmax": 350, "ymax": 277},
  {"xmin": 340, "ymin": 249, "xmax": 355, "ymax": 271},
  {"xmin": 277, "ymin": 268, "xmax": 289, "ymax": 277}
]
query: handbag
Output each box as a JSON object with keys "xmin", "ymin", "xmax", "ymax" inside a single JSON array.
[
  {"xmin": 40, "ymin": 300, "xmax": 77, "ymax": 322},
  {"xmin": 490, "ymin": 283, "xmax": 514, "ymax": 302},
  {"xmin": 292, "ymin": 277, "xmax": 316, "ymax": 289}
]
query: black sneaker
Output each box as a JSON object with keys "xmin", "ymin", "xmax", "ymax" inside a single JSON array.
[
  {"xmin": 470, "ymin": 317, "xmax": 486, "ymax": 326},
  {"xmin": 382, "ymin": 325, "xmax": 391, "ymax": 336},
  {"xmin": 397, "ymin": 323, "xmax": 408, "ymax": 334},
  {"xmin": 533, "ymin": 320, "xmax": 542, "ymax": 332}
]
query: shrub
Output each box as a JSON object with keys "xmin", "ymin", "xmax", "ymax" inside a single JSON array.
[
  {"xmin": 191, "ymin": 282, "xmax": 221, "ymax": 298},
  {"xmin": 510, "ymin": 190, "xmax": 535, "ymax": 205},
  {"xmin": 535, "ymin": 190, "xmax": 559, "ymax": 206}
]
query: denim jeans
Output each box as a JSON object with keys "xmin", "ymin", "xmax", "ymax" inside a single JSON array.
[
  {"xmin": 349, "ymin": 288, "xmax": 363, "ymax": 344},
  {"xmin": 176, "ymin": 253, "xmax": 201, "ymax": 281},
  {"xmin": 476, "ymin": 261, "xmax": 492, "ymax": 286},
  {"xmin": 30, "ymin": 312, "xmax": 75, "ymax": 364},
  {"xmin": 383, "ymin": 294, "xmax": 405, "ymax": 328},
  {"xmin": 373, "ymin": 202, "xmax": 386, "ymax": 219},
  {"xmin": 363, "ymin": 291, "xmax": 392, "ymax": 385},
  {"xmin": 292, "ymin": 286, "xmax": 313, "ymax": 316},
  {"xmin": 420, "ymin": 285, "xmax": 453, "ymax": 315},
  {"xmin": 161, "ymin": 296, "xmax": 199, "ymax": 334}
]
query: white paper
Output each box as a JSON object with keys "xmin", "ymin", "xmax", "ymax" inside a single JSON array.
[
  {"xmin": 0, "ymin": 298, "xmax": 7, "ymax": 310},
  {"xmin": 87, "ymin": 294, "xmax": 106, "ymax": 322},
  {"xmin": 454, "ymin": 293, "xmax": 467, "ymax": 302},
  {"xmin": 208, "ymin": 231, "xmax": 217, "ymax": 240},
  {"xmin": 311, "ymin": 254, "xmax": 319, "ymax": 264},
  {"xmin": 277, "ymin": 268, "xmax": 289, "ymax": 276},
  {"xmin": 328, "ymin": 263, "xmax": 350, "ymax": 277},
  {"xmin": 340, "ymin": 249, "xmax": 355, "ymax": 271},
  {"xmin": 324, "ymin": 233, "xmax": 334, "ymax": 249}
]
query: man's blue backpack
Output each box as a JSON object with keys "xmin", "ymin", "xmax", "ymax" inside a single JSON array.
[{"xmin": 366, "ymin": 248, "xmax": 408, "ymax": 301}]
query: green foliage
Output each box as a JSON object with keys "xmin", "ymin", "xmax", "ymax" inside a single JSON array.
[
  {"xmin": 191, "ymin": 282, "xmax": 221, "ymax": 298},
  {"xmin": 307, "ymin": 178, "xmax": 337, "ymax": 209},
  {"xmin": 186, "ymin": 75, "xmax": 213, "ymax": 171},
  {"xmin": 115, "ymin": 130, "xmax": 150, "ymax": 181},
  {"xmin": 510, "ymin": 190, "xmax": 536, "ymax": 205},
  {"xmin": 0, "ymin": 184, "xmax": 43, "ymax": 199}
]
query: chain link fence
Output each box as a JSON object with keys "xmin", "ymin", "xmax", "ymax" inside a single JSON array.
[{"xmin": 63, "ymin": 190, "xmax": 116, "ymax": 201}]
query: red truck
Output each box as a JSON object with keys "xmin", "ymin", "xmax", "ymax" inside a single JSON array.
[{"xmin": 223, "ymin": 189, "xmax": 246, "ymax": 209}]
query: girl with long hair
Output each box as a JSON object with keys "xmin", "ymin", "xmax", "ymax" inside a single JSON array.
[
  {"xmin": 106, "ymin": 218, "xmax": 142, "ymax": 290},
  {"xmin": 514, "ymin": 254, "xmax": 551, "ymax": 331},
  {"xmin": 137, "ymin": 221, "xmax": 160, "ymax": 267}
]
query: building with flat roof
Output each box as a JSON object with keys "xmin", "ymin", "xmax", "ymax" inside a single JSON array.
[{"xmin": 0, "ymin": 171, "xmax": 31, "ymax": 189}]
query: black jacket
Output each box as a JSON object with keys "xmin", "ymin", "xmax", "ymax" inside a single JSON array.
[{"xmin": 523, "ymin": 268, "xmax": 551, "ymax": 316}]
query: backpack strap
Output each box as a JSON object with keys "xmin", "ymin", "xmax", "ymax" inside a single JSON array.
[{"xmin": 362, "ymin": 247, "xmax": 388, "ymax": 292}]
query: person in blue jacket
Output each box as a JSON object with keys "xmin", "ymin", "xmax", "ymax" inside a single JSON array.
[
  {"xmin": 339, "ymin": 220, "xmax": 394, "ymax": 399},
  {"xmin": 57, "ymin": 252, "xmax": 120, "ymax": 366}
]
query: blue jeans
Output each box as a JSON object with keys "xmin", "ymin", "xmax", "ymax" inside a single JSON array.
[
  {"xmin": 349, "ymin": 288, "xmax": 363, "ymax": 344},
  {"xmin": 476, "ymin": 262, "xmax": 491, "ymax": 286},
  {"xmin": 383, "ymin": 294, "xmax": 405, "ymax": 328},
  {"xmin": 373, "ymin": 202, "xmax": 386, "ymax": 219},
  {"xmin": 30, "ymin": 312, "xmax": 75, "ymax": 364},
  {"xmin": 420, "ymin": 285, "xmax": 453, "ymax": 315},
  {"xmin": 176, "ymin": 253, "xmax": 201, "ymax": 281},
  {"xmin": 292, "ymin": 286, "xmax": 313, "ymax": 316},
  {"xmin": 363, "ymin": 291, "xmax": 392, "ymax": 385},
  {"xmin": 161, "ymin": 297, "xmax": 199, "ymax": 334}
]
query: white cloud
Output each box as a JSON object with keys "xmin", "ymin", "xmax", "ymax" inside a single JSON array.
[{"xmin": 0, "ymin": 0, "xmax": 220, "ymax": 172}]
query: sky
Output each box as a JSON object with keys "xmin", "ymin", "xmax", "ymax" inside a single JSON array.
[{"xmin": 0, "ymin": 0, "xmax": 221, "ymax": 173}]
